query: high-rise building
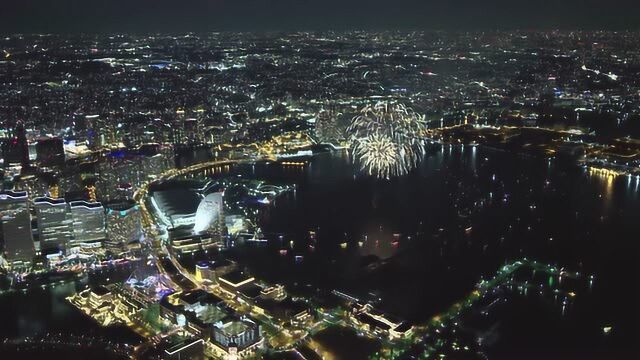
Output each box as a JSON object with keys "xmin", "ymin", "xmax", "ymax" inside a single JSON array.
[
  {"xmin": 315, "ymin": 105, "xmax": 345, "ymax": 144},
  {"xmin": 34, "ymin": 197, "xmax": 73, "ymax": 252},
  {"xmin": 86, "ymin": 184, "xmax": 97, "ymax": 202},
  {"xmin": 69, "ymin": 201, "xmax": 106, "ymax": 247},
  {"xmin": 2, "ymin": 121, "xmax": 30, "ymax": 169},
  {"xmin": 170, "ymin": 124, "xmax": 185, "ymax": 146},
  {"xmin": 12, "ymin": 174, "xmax": 48, "ymax": 200},
  {"xmin": 0, "ymin": 190, "xmax": 35, "ymax": 261},
  {"xmin": 49, "ymin": 183, "xmax": 60, "ymax": 199},
  {"xmin": 105, "ymin": 200, "xmax": 142, "ymax": 249}
]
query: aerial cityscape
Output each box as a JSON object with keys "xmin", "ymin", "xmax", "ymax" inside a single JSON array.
[{"xmin": 0, "ymin": 2, "xmax": 639, "ymax": 360}]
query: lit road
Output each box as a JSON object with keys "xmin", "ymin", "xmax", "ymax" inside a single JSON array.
[
  {"xmin": 135, "ymin": 158, "xmax": 244, "ymax": 290},
  {"xmin": 134, "ymin": 151, "xmax": 586, "ymax": 358}
]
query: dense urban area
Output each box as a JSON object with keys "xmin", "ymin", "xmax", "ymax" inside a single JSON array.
[{"xmin": 0, "ymin": 31, "xmax": 638, "ymax": 360}]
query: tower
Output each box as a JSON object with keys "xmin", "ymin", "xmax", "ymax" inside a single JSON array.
[
  {"xmin": 0, "ymin": 191, "xmax": 35, "ymax": 261},
  {"xmin": 2, "ymin": 121, "xmax": 30, "ymax": 169},
  {"xmin": 69, "ymin": 201, "xmax": 106, "ymax": 248},
  {"xmin": 34, "ymin": 197, "xmax": 73, "ymax": 253},
  {"xmin": 105, "ymin": 200, "xmax": 142, "ymax": 250}
]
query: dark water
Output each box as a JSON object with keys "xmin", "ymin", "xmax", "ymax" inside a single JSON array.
[
  {"xmin": 2, "ymin": 145, "xmax": 638, "ymax": 358},
  {"xmin": 204, "ymin": 146, "xmax": 638, "ymax": 358},
  {"xmin": 0, "ymin": 266, "xmax": 143, "ymax": 358}
]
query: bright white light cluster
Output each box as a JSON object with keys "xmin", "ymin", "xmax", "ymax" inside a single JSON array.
[
  {"xmin": 348, "ymin": 102, "xmax": 425, "ymax": 179},
  {"xmin": 193, "ymin": 192, "xmax": 223, "ymax": 233}
]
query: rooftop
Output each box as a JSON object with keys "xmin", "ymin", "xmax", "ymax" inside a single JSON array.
[
  {"xmin": 219, "ymin": 320, "xmax": 250, "ymax": 336},
  {"xmin": 219, "ymin": 270, "xmax": 255, "ymax": 288}
]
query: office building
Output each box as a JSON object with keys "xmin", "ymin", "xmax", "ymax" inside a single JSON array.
[
  {"xmin": 160, "ymin": 290, "xmax": 262, "ymax": 359},
  {"xmin": 0, "ymin": 191, "xmax": 35, "ymax": 261},
  {"xmin": 34, "ymin": 197, "xmax": 73, "ymax": 252},
  {"xmin": 211, "ymin": 316, "xmax": 262, "ymax": 357},
  {"xmin": 105, "ymin": 200, "xmax": 142, "ymax": 249},
  {"xmin": 2, "ymin": 121, "xmax": 30, "ymax": 169},
  {"xmin": 69, "ymin": 201, "xmax": 106, "ymax": 247}
]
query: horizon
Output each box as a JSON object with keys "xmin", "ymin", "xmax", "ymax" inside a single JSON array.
[{"xmin": 2, "ymin": 0, "xmax": 639, "ymax": 33}]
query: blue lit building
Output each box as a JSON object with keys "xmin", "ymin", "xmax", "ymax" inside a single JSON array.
[{"xmin": 105, "ymin": 200, "xmax": 142, "ymax": 249}]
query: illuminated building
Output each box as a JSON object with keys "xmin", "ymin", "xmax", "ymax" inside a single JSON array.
[
  {"xmin": 225, "ymin": 215, "xmax": 247, "ymax": 236},
  {"xmin": 184, "ymin": 118, "xmax": 203, "ymax": 143},
  {"xmin": 69, "ymin": 284, "xmax": 142, "ymax": 326},
  {"xmin": 88, "ymin": 285, "xmax": 113, "ymax": 309},
  {"xmin": 69, "ymin": 201, "xmax": 106, "ymax": 248},
  {"xmin": 217, "ymin": 270, "xmax": 266, "ymax": 307},
  {"xmin": 161, "ymin": 290, "xmax": 228, "ymax": 337},
  {"xmin": 195, "ymin": 262, "xmax": 213, "ymax": 283},
  {"xmin": 0, "ymin": 190, "xmax": 35, "ymax": 261},
  {"xmin": 169, "ymin": 234, "xmax": 207, "ymax": 254},
  {"xmin": 49, "ymin": 184, "xmax": 60, "ymax": 198},
  {"xmin": 85, "ymin": 114, "xmax": 108, "ymax": 149},
  {"xmin": 149, "ymin": 186, "xmax": 201, "ymax": 229},
  {"xmin": 193, "ymin": 192, "xmax": 225, "ymax": 244},
  {"xmin": 160, "ymin": 290, "xmax": 263, "ymax": 358},
  {"xmin": 195, "ymin": 259, "xmax": 237, "ymax": 284},
  {"xmin": 98, "ymin": 148, "xmax": 173, "ymax": 201},
  {"xmin": 34, "ymin": 197, "xmax": 73, "ymax": 252},
  {"xmin": 105, "ymin": 200, "xmax": 142, "ymax": 249},
  {"xmin": 252, "ymin": 297, "xmax": 311, "ymax": 327},
  {"xmin": 211, "ymin": 316, "xmax": 262, "ymax": 358},
  {"xmin": 12, "ymin": 174, "xmax": 47, "ymax": 200},
  {"xmin": 260, "ymin": 284, "xmax": 286, "ymax": 300},
  {"xmin": 218, "ymin": 270, "xmax": 255, "ymax": 292},
  {"xmin": 315, "ymin": 105, "xmax": 345, "ymax": 144},
  {"xmin": 170, "ymin": 125, "xmax": 186, "ymax": 146},
  {"xmin": 86, "ymin": 185, "xmax": 97, "ymax": 202},
  {"xmin": 351, "ymin": 302, "xmax": 414, "ymax": 339}
]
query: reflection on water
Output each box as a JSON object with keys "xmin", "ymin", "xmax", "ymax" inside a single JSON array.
[
  {"xmin": 2, "ymin": 145, "xmax": 637, "ymax": 358},
  {"xmin": 0, "ymin": 268, "xmax": 143, "ymax": 345},
  {"xmin": 203, "ymin": 146, "xmax": 637, "ymax": 357}
]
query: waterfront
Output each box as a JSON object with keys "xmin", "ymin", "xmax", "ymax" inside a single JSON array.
[
  {"xmin": 1, "ymin": 145, "xmax": 638, "ymax": 359},
  {"xmin": 0, "ymin": 266, "xmax": 144, "ymax": 358},
  {"xmin": 184, "ymin": 145, "xmax": 638, "ymax": 358},
  {"xmin": 0, "ymin": 21, "xmax": 639, "ymax": 360}
]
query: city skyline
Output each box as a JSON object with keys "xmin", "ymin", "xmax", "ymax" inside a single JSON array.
[{"xmin": 0, "ymin": 4, "xmax": 638, "ymax": 359}]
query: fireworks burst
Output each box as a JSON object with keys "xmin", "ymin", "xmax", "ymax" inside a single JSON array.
[{"xmin": 348, "ymin": 102, "xmax": 425, "ymax": 179}]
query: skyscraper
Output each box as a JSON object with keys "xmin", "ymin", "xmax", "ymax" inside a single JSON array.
[
  {"xmin": 2, "ymin": 121, "xmax": 30, "ymax": 169},
  {"xmin": 69, "ymin": 201, "xmax": 106, "ymax": 248},
  {"xmin": 105, "ymin": 200, "xmax": 142, "ymax": 249},
  {"xmin": 0, "ymin": 190, "xmax": 35, "ymax": 261},
  {"xmin": 34, "ymin": 197, "xmax": 73, "ymax": 252}
]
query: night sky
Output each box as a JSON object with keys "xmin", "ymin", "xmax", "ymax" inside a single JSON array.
[{"xmin": 1, "ymin": 0, "xmax": 639, "ymax": 33}]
